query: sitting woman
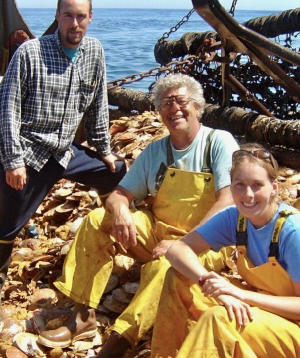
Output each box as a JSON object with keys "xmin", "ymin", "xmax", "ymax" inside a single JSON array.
[{"xmin": 151, "ymin": 143, "xmax": 300, "ymax": 358}]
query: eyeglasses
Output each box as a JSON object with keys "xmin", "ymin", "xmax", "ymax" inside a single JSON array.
[
  {"xmin": 160, "ymin": 95, "xmax": 191, "ymax": 111},
  {"xmin": 232, "ymin": 149, "xmax": 277, "ymax": 169}
]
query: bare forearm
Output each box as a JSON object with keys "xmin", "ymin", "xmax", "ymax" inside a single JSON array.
[
  {"xmin": 166, "ymin": 241, "xmax": 208, "ymax": 283},
  {"xmin": 106, "ymin": 186, "xmax": 131, "ymax": 213},
  {"xmin": 199, "ymin": 199, "xmax": 231, "ymax": 226},
  {"xmin": 243, "ymin": 290, "xmax": 300, "ymax": 320},
  {"xmin": 198, "ymin": 186, "xmax": 233, "ymax": 226}
]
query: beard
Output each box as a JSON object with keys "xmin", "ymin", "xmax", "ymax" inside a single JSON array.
[{"xmin": 65, "ymin": 31, "xmax": 83, "ymax": 46}]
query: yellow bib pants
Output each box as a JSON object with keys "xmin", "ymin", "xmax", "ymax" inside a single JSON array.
[{"xmin": 55, "ymin": 168, "xmax": 234, "ymax": 346}]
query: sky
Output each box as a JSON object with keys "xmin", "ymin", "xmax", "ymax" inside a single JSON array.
[{"xmin": 16, "ymin": 0, "xmax": 299, "ymax": 11}]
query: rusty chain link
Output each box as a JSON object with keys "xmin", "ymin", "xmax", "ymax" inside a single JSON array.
[
  {"xmin": 107, "ymin": 55, "xmax": 202, "ymax": 90},
  {"xmin": 157, "ymin": 8, "xmax": 195, "ymax": 43}
]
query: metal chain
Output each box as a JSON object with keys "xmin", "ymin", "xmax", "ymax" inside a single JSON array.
[
  {"xmin": 108, "ymin": 9, "xmax": 195, "ymax": 90},
  {"xmin": 107, "ymin": 55, "xmax": 201, "ymax": 90},
  {"xmin": 229, "ymin": 0, "xmax": 238, "ymax": 16},
  {"xmin": 158, "ymin": 8, "xmax": 195, "ymax": 43}
]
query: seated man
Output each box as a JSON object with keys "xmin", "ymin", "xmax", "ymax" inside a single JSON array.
[{"xmin": 38, "ymin": 73, "xmax": 239, "ymax": 357}]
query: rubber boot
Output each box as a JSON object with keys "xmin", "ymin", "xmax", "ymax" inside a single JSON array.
[
  {"xmin": 96, "ymin": 332, "xmax": 131, "ymax": 358},
  {"xmin": 0, "ymin": 242, "xmax": 14, "ymax": 296},
  {"xmin": 37, "ymin": 303, "xmax": 97, "ymax": 348}
]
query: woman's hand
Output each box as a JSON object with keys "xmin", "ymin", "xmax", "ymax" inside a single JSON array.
[
  {"xmin": 152, "ymin": 240, "xmax": 176, "ymax": 259},
  {"xmin": 216, "ymin": 294, "xmax": 253, "ymax": 326},
  {"xmin": 198, "ymin": 271, "xmax": 253, "ymax": 325},
  {"xmin": 200, "ymin": 271, "xmax": 246, "ymax": 301}
]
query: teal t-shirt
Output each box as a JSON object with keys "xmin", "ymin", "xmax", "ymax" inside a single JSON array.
[
  {"xmin": 119, "ymin": 126, "xmax": 239, "ymax": 201},
  {"xmin": 63, "ymin": 47, "xmax": 79, "ymax": 63}
]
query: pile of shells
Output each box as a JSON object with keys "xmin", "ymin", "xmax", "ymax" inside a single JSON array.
[
  {"xmin": 1, "ymin": 110, "xmax": 300, "ymax": 358},
  {"xmin": 109, "ymin": 111, "xmax": 168, "ymax": 165}
]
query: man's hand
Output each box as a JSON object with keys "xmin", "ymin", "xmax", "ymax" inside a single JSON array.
[
  {"xmin": 152, "ymin": 240, "xmax": 176, "ymax": 260},
  {"xmin": 102, "ymin": 153, "xmax": 124, "ymax": 173},
  {"xmin": 6, "ymin": 167, "xmax": 27, "ymax": 190},
  {"xmin": 111, "ymin": 203, "xmax": 137, "ymax": 249}
]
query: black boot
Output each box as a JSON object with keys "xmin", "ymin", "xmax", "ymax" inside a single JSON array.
[
  {"xmin": 96, "ymin": 332, "xmax": 131, "ymax": 358},
  {"xmin": 0, "ymin": 242, "xmax": 14, "ymax": 295}
]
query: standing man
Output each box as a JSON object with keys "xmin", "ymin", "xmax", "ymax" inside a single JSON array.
[{"xmin": 0, "ymin": 0, "xmax": 126, "ymax": 294}]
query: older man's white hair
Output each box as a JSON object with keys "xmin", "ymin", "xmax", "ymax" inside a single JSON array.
[{"xmin": 151, "ymin": 73, "xmax": 206, "ymax": 119}]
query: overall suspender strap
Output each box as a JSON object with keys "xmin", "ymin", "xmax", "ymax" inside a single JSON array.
[
  {"xmin": 236, "ymin": 213, "xmax": 247, "ymax": 246},
  {"xmin": 155, "ymin": 129, "xmax": 216, "ymax": 191},
  {"xmin": 269, "ymin": 209, "xmax": 298, "ymax": 258},
  {"xmin": 155, "ymin": 136, "xmax": 176, "ymax": 191},
  {"xmin": 237, "ymin": 209, "xmax": 299, "ymax": 259},
  {"xmin": 166, "ymin": 136, "xmax": 176, "ymax": 167},
  {"xmin": 202, "ymin": 129, "xmax": 216, "ymax": 173}
]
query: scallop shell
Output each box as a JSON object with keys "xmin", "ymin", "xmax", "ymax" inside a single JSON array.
[
  {"xmin": 60, "ymin": 241, "xmax": 73, "ymax": 255},
  {"xmin": 132, "ymin": 149, "xmax": 142, "ymax": 160},
  {"xmin": 14, "ymin": 332, "xmax": 46, "ymax": 357},
  {"xmin": 29, "ymin": 288, "xmax": 57, "ymax": 307},
  {"xmin": 5, "ymin": 347, "xmax": 28, "ymax": 358},
  {"xmin": 279, "ymin": 168, "xmax": 296, "ymax": 177},
  {"xmin": 118, "ymin": 132, "xmax": 136, "ymax": 143},
  {"xmin": 55, "ymin": 202, "xmax": 76, "ymax": 214},
  {"xmin": 19, "ymin": 238, "xmax": 43, "ymax": 250},
  {"xmin": 88, "ymin": 190, "xmax": 99, "ymax": 199},
  {"xmin": 11, "ymin": 248, "xmax": 33, "ymax": 262},
  {"xmin": 287, "ymin": 174, "xmax": 300, "ymax": 184},
  {"xmin": 45, "ymin": 347, "xmax": 64, "ymax": 358},
  {"xmin": 70, "ymin": 216, "xmax": 84, "ymax": 234},
  {"xmin": 53, "ymin": 188, "xmax": 73, "ymax": 200},
  {"xmin": 72, "ymin": 191, "xmax": 90, "ymax": 199},
  {"xmin": 113, "ymin": 255, "xmax": 135, "ymax": 275}
]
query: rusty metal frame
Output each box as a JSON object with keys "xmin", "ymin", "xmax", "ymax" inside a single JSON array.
[{"xmin": 192, "ymin": 0, "xmax": 300, "ymax": 116}]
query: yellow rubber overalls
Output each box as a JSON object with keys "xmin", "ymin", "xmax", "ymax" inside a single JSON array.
[
  {"xmin": 151, "ymin": 210, "xmax": 300, "ymax": 358},
  {"xmin": 54, "ymin": 131, "xmax": 234, "ymax": 347}
]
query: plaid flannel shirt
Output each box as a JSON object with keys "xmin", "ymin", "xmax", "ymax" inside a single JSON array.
[{"xmin": 0, "ymin": 31, "xmax": 111, "ymax": 172}]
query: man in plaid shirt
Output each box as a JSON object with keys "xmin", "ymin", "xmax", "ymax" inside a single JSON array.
[{"xmin": 0, "ymin": 0, "xmax": 126, "ymax": 294}]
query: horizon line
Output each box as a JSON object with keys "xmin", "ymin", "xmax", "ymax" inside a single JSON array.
[{"xmin": 19, "ymin": 6, "xmax": 290, "ymax": 11}]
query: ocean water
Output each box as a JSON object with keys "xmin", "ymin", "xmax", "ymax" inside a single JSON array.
[{"xmin": 20, "ymin": 7, "xmax": 294, "ymax": 92}]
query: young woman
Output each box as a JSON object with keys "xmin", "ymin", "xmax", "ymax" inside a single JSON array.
[{"xmin": 151, "ymin": 143, "xmax": 300, "ymax": 358}]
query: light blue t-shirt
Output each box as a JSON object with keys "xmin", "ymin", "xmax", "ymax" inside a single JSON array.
[
  {"xmin": 119, "ymin": 126, "xmax": 239, "ymax": 201},
  {"xmin": 196, "ymin": 202, "xmax": 300, "ymax": 282}
]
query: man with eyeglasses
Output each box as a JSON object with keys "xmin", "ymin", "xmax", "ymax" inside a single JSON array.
[{"xmin": 38, "ymin": 73, "xmax": 239, "ymax": 357}]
